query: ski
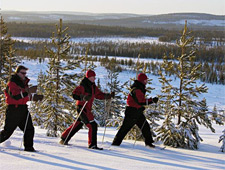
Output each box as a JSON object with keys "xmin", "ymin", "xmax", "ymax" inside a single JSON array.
[
  {"xmin": 145, "ymin": 145, "xmax": 166, "ymax": 150},
  {"xmin": 88, "ymin": 147, "xmax": 103, "ymax": 150},
  {"xmin": 58, "ymin": 143, "xmax": 106, "ymax": 150},
  {"xmin": 154, "ymin": 146, "xmax": 166, "ymax": 150}
]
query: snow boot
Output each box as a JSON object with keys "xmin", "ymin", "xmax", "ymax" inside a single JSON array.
[
  {"xmin": 111, "ymin": 143, "xmax": 120, "ymax": 146},
  {"xmin": 59, "ymin": 139, "xmax": 69, "ymax": 145},
  {"xmin": 146, "ymin": 143, "xmax": 155, "ymax": 148},
  {"xmin": 88, "ymin": 145, "xmax": 103, "ymax": 150},
  {"xmin": 24, "ymin": 146, "xmax": 36, "ymax": 152}
]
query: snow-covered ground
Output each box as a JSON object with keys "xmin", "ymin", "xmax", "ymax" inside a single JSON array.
[
  {"xmin": 0, "ymin": 124, "xmax": 224, "ymax": 170},
  {"xmin": 143, "ymin": 19, "xmax": 225, "ymax": 27},
  {"xmin": 12, "ymin": 36, "xmax": 166, "ymax": 44},
  {"xmin": 1, "ymin": 58, "xmax": 224, "ymax": 170},
  {"xmin": 11, "ymin": 36, "xmax": 176, "ymax": 48}
]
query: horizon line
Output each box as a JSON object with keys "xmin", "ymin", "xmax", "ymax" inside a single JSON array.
[{"xmin": 2, "ymin": 10, "xmax": 225, "ymax": 16}]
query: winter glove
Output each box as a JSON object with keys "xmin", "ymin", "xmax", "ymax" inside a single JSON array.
[
  {"xmin": 105, "ymin": 91, "xmax": 115, "ymax": 99},
  {"xmin": 32, "ymin": 94, "xmax": 44, "ymax": 101},
  {"xmin": 152, "ymin": 97, "xmax": 158, "ymax": 103},
  {"xmin": 29, "ymin": 86, "xmax": 38, "ymax": 93},
  {"xmin": 139, "ymin": 107, "xmax": 145, "ymax": 112},
  {"xmin": 81, "ymin": 94, "xmax": 92, "ymax": 101},
  {"xmin": 110, "ymin": 92, "xmax": 115, "ymax": 98}
]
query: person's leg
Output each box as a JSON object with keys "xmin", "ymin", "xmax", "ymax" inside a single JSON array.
[
  {"xmin": 136, "ymin": 113, "xmax": 154, "ymax": 146},
  {"xmin": 61, "ymin": 120, "xmax": 83, "ymax": 144},
  {"xmin": 18, "ymin": 106, "xmax": 35, "ymax": 149},
  {"xmin": 0, "ymin": 106, "xmax": 20, "ymax": 143},
  {"xmin": 112, "ymin": 107, "xmax": 138, "ymax": 146},
  {"xmin": 86, "ymin": 121, "xmax": 98, "ymax": 147}
]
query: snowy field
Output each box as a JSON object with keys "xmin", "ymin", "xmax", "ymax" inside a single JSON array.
[
  {"xmin": 143, "ymin": 19, "xmax": 225, "ymax": 27},
  {"xmin": 0, "ymin": 124, "xmax": 224, "ymax": 170},
  {"xmin": 12, "ymin": 36, "xmax": 172, "ymax": 45},
  {"xmin": 21, "ymin": 59, "xmax": 225, "ymax": 111}
]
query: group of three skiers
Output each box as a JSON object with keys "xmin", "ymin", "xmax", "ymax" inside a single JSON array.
[{"xmin": 0, "ymin": 65, "xmax": 158, "ymax": 152}]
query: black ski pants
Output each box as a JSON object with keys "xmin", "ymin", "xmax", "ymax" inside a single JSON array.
[
  {"xmin": 0, "ymin": 105, "xmax": 34, "ymax": 148},
  {"xmin": 112, "ymin": 106, "xmax": 154, "ymax": 146}
]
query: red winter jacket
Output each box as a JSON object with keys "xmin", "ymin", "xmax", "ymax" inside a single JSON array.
[
  {"xmin": 127, "ymin": 80, "xmax": 153, "ymax": 109},
  {"xmin": 4, "ymin": 74, "xmax": 30, "ymax": 105},
  {"xmin": 72, "ymin": 77, "xmax": 107, "ymax": 121}
]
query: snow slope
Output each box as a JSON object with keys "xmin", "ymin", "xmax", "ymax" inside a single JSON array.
[{"xmin": 0, "ymin": 125, "xmax": 224, "ymax": 170}]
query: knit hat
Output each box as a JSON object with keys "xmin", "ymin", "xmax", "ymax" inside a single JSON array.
[
  {"xmin": 86, "ymin": 70, "xmax": 96, "ymax": 78},
  {"xmin": 137, "ymin": 73, "xmax": 148, "ymax": 83}
]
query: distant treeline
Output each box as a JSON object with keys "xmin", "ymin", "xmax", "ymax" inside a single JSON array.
[
  {"xmin": 14, "ymin": 40, "xmax": 225, "ymax": 84},
  {"xmin": 70, "ymin": 42, "xmax": 225, "ymax": 63},
  {"xmin": 96, "ymin": 56, "xmax": 225, "ymax": 85},
  {"xmin": 7, "ymin": 22, "xmax": 225, "ymax": 43},
  {"xmin": 15, "ymin": 40, "xmax": 225, "ymax": 63}
]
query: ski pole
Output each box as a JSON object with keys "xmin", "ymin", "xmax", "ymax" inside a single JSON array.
[
  {"xmin": 63, "ymin": 101, "xmax": 88, "ymax": 145},
  {"xmin": 101, "ymin": 98, "xmax": 112, "ymax": 144},
  {"xmin": 133, "ymin": 119, "xmax": 147, "ymax": 148},
  {"xmin": 19, "ymin": 93, "xmax": 35, "ymax": 152}
]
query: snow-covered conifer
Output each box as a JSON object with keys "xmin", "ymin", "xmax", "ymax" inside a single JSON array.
[
  {"xmin": 38, "ymin": 19, "xmax": 82, "ymax": 137},
  {"xmin": 103, "ymin": 57, "xmax": 126, "ymax": 127},
  {"xmin": 30, "ymin": 70, "xmax": 46, "ymax": 126},
  {"xmin": 156, "ymin": 21, "xmax": 222, "ymax": 149},
  {"xmin": 219, "ymin": 129, "xmax": 225, "ymax": 152},
  {"xmin": 0, "ymin": 17, "xmax": 19, "ymax": 126}
]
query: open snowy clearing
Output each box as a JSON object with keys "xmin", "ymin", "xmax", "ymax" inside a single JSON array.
[{"xmin": 0, "ymin": 124, "xmax": 224, "ymax": 170}]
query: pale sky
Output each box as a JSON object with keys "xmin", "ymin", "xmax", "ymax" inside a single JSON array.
[{"xmin": 1, "ymin": 0, "xmax": 225, "ymax": 15}]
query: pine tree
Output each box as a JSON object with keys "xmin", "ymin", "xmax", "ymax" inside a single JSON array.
[
  {"xmin": 38, "ymin": 19, "xmax": 81, "ymax": 137},
  {"xmin": 0, "ymin": 17, "xmax": 19, "ymax": 126},
  {"xmin": 92, "ymin": 77, "xmax": 106, "ymax": 126},
  {"xmin": 103, "ymin": 57, "xmax": 126, "ymax": 127},
  {"xmin": 156, "ymin": 21, "xmax": 222, "ymax": 149},
  {"xmin": 0, "ymin": 16, "xmax": 15, "ymax": 85},
  {"xmin": 30, "ymin": 70, "xmax": 46, "ymax": 126}
]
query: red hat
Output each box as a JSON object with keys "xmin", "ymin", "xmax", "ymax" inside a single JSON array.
[
  {"xmin": 138, "ymin": 73, "xmax": 148, "ymax": 82},
  {"xmin": 86, "ymin": 70, "xmax": 96, "ymax": 78}
]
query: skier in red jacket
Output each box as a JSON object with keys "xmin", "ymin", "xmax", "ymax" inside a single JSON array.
[
  {"xmin": 0, "ymin": 65, "xmax": 43, "ymax": 152},
  {"xmin": 112, "ymin": 73, "xmax": 158, "ymax": 148},
  {"xmin": 60, "ymin": 70, "xmax": 114, "ymax": 150}
]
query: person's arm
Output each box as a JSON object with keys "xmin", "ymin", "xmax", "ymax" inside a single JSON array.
[
  {"xmin": 7, "ymin": 82, "xmax": 29, "ymax": 100},
  {"xmin": 133, "ymin": 89, "xmax": 154, "ymax": 105},
  {"xmin": 94, "ymin": 86, "xmax": 106, "ymax": 100},
  {"xmin": 94, "ymin": 86, "xmax": 115, "ymax": 100},
  {"xmin": 72, "ymin": 86, "xmax": 92, "ymax": 101}
]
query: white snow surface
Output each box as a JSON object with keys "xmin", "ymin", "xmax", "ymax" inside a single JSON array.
[
  {"xmin": 12, "ymin": 36, "xmax": 171, "ymax": 45},
  {"xmin": 0, "ymin": 125, "xmax": 224, "ymax": 170},
  {"xmin": 143, "ymin": 19, "xmax": 225, "ymax": 27}
]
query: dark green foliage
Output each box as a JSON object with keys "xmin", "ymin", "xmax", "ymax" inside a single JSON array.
[{"xmin": 6, "ymin": 22, "xmax": 225, "ymax": 42}]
